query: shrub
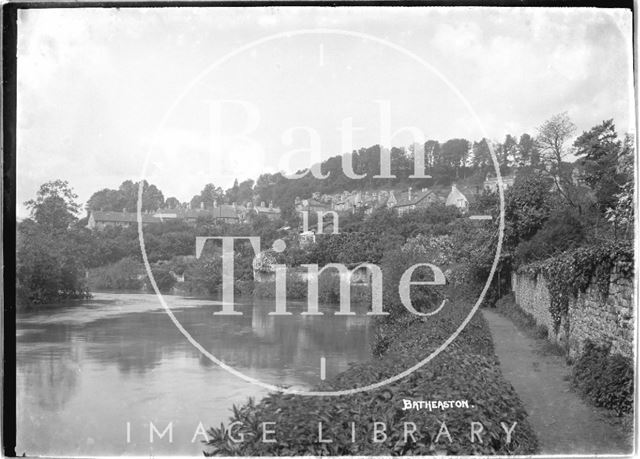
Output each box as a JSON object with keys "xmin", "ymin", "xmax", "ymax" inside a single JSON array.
[
  {"xmin": 150, "ymin": 264, "xmax": 177, "ymax": 293},
  {"xmin": 253, "ymin": 272, "xmax": 308, "ymax": 300},
  {"xmin": 380, "ymin": 248, "xmax": 447, "ymax": 320},
  {"xmin": 572, "ymin": 340, "xmax": 633, "ymax": 415},
  {"xmin": 87, "ymin": 257, "xmax": 143, "ymax": 291},
  {"xmin": 514, "ymin": 210, "xmax": 585, "ymax": 266}
]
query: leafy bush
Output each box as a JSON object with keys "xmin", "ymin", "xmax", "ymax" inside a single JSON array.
[
  {"xmin": 514, "ymin": 210, "xmax": 585, "ymax": 266},
  {"xmin": 572, "ymin": 340, "xmax": 633, "ymax": 415},
  {"xmin": 379, "ymin": 248, "xmax": 448, "ymax": 320},
  {"xmin": 149, "ymin": 263, "xmax": 177, "ymax": 292},
  {"xmin": 87, "ymin": 257, "xmax": 144, "ymax": 291},
  {"xmin": 202, "ymin": 292, "xmax": 538, "ymax": 456},
  {"xmin": 17, "ymin": 220, "xmax": 91, "ymax": 305},
  {"xmin": 253, "ymin": 272, "xmax": 308, "ymax": 300}
]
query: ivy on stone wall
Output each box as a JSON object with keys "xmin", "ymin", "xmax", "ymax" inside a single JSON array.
[{"xmin": 518, "ymin": 241, "xmax": 633, "ymax": 332}]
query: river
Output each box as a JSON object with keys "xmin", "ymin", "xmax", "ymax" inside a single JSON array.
[{"xmin": 16, "ymin": 292, "xmax": 373, "ymax": 456}]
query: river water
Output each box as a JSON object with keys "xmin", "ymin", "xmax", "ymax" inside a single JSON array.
[{"xmin": 16, "ymin": 292, "xmax": 373, "ymax": 456}]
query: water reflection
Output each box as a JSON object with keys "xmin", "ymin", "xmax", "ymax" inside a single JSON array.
[{"xmin": 16, "ymin": 292, "xmax": 372, "ymax": 456}]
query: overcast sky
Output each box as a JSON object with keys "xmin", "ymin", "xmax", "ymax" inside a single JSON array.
[{"xmin": 16, "ymin": 7, "xmax": 634, "ymax": 218}]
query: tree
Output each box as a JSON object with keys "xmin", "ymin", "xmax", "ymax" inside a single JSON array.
[
  {"xmin": 535, "ymin": 113, "xmax": 579, "ymax": 209},
  {"xmin": 236, "ymin": 179, "xmax": 255, "ymax": 203},
  {"xmin": 225, "ymin": 179, "xmax": 240, "ymax": 204},
  {"xmin": 441, "ymin": 138, "xmax": 470, "ymax": 179},
  {"xmin": 573, "ymin": 119, "xmax": 626, "ymax": 213},
  {"xmin": 536, "ymin": 112, "xmax": 576, "ymax": 167},
  {"xmin": 25, "ymin": 180, "xmax": 80, "ymax": 230},
  {"xmin": 424, "ymin": 140, "xmax": 441, "ymax": 168},
  {"xmin": 471, "ymin": 138, "xmax": 491, "ymax": 169},
  {"xmin": 602, "ymin": 132, "xmax": 634, "ymax": 239},
  {"xmin": 19, "ymin": 181, "xmax": 90, "ymax": 305},
  {"xmin": 86, "ymin": 188, "xmax": 122, "ymax": 212},
  {"xmin": 518, "ymin": 133, "xmax": 539, "ymax": 167},
  {"xmin": 164, "ymin": 197, "xmax": 181, "ymax": 208},
  {"xmin": 502, "ymin": 134, "xmax": 519, "ymax": 169},
  {"xmin": 503, "ymin": 171, "xmax": 554, "ymax": 250},
  {"xmin": 87, "ymin": 180, "xmax": 165, "ymax": 212},
  {"xmin": 190, "ymin": 183, "xmax": 225, "ymax": 209}
]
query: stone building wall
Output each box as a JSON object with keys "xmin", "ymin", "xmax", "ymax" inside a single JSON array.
[{"xmin": 511, "ymin": 263, "xmax": 634, "ymax": 360}]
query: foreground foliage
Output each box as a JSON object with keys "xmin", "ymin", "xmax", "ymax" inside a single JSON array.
[
  {"xmin": 202, "ymin": 292, "xmax": 538, "ymax": 456},
  {"xmin": 572, "ymin": 340, "xmax": 634, "ymax": 416}
]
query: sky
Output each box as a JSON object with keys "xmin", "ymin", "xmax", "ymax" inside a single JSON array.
[{"xmin": 16, "ymin": 6, "xmax": 634, "ymax": 218}]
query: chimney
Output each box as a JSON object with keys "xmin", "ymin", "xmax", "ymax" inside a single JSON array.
[
  {"xmin": 408, "ymin": 187, "xmax": 412, "ymax": 201},
  {"xmin": 269, "ymin": 200, "xmax": 273, "ymax": 209},
  {"xmin": 213, "ymin": 200, "xmax": 217, "ymax": 208},
  {"xmin": 200, "ymin": 201, "xmax": 204, "ymax": 210},
  {"xmin": 261, "ymin": 201, "xmax": 266, "ymax": 208}
]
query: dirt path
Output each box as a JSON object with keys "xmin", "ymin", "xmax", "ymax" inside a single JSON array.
[{"xmin": 482, "ymin": 308, "xmax": 631, "ymax": 455}]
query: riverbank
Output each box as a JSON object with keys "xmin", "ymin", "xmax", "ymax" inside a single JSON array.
[{"xmin": 202, "ymin": 292, "xmax": 539, "ymax": 456}]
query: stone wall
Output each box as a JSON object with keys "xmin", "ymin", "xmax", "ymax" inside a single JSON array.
[{"xmin": 511, "ymin": 263, "xmax": 634, "ymax": 360}]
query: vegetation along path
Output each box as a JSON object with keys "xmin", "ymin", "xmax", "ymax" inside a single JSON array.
[{"xmin": 482, "ymin": 308, "xmax": 630, "ymax": 455}]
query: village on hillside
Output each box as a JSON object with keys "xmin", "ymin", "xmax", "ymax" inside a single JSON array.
[{"xmin": 86, "ymin": 173, "xmax": 516, "ymax": 231}]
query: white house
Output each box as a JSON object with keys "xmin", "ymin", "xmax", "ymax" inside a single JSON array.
[{"xmin": 446, "ymin": 184, "xmax": 469, "ymax": 212}]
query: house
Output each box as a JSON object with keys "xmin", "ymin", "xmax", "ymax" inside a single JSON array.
[
  {"xmin": 87, "ymin": 202, "xmax": 243, "ymax": 231},
  {"xmin": 393, "ymin": 187, "xmax": 444, "ymax": 215},
  {"xmin": 211, "ymin": 205, "xmax": 241, "ymax": 223},
  {"xmin": 483, "ymin": 173, "xmax": 515, "ymax": 192},
  {"xmin": 446, "ymin": 184, "xmax": 469, "ymax": 212},
  {"xmin": 299, "ymin": 230, "xmax": 316, "ymax": 248},
  {"xmin": 155, "ymin": 204, "xmax": 240, "ymax": 224},
  {"xmin": 296, "ymin": 198, "xmax": 331, "ymax": 214},
  {"xmin": 86, "ymin": 209, "xmax": 161, "ymax": 230},
  {"xmin": 253, "ymin": 201, "xmax": 282, "ymax": 221}
]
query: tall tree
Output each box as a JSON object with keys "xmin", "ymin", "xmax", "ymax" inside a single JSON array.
[
  {"xmin": 573, "ymin": 119, "xmax": 627, "ymax": 212},
  {"xmin": 164, "ymin": 197, "xmax": 181, "ymax": 208},
  {"xmin": 225, "ymin": 179, "xmax": 240, "ymax": 204},
  {"xmin": 191, "ymin": 183, "xmax": 225, "ymax": 209},
  {"xmin": 25, "ymin": 180, "xmax": 80, "ymax": 230},
  {"xmin": 441, "ymin": 138, "xmax": 470, "ymax": 178},
  {"xmin": 502, "ymin": 134, "xmax": 519, "ymax": 169},
  {"xmin": 518, "ymin": 133, "xmax": 539, "ymax": 167},
  {"xmin": 536, "ymin": 112, "xmax": 576, "ymax": 168},
  {"xmin": 424, "ymin": 140, "xmax": 441, "ymax": 168},
  {"xmin": 471, "ymin": 138, "xmax": 491, "ymax": 169},
  {"xmin": 87, "ymin": 180, "xmax": 165, "ymax": 212},
  {"xmin": 535, "ymin": 113, "xmax": 579, "ymax": 209}
]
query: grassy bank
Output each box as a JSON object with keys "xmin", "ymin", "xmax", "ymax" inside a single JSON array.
[{"xmin": 202, "ymin": 291, "xmax": 539, "ymax": 456}]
